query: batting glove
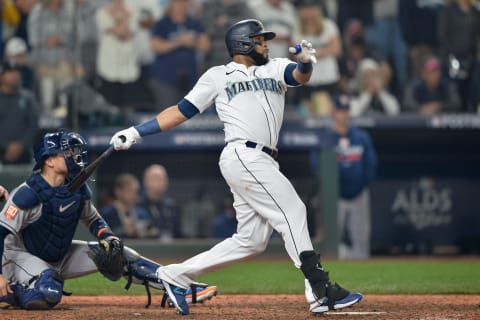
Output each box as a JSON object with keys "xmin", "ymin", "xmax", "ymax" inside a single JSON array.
[
  {"xmin": 289, "ymin": 40, "xmax": 317, "ymax": 64},
  {"xmin": 110, "ymin": 126, "xmax": 140, "ymax": 150}
]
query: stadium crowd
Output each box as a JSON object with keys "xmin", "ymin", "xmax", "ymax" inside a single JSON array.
[{"xmin": 0, "ymin": 0, "xmax": 479, "ymax": 123}]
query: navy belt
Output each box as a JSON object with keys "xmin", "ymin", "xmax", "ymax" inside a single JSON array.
[{"xmin": 245, "ymin": 141, "xmax": 278, "ymax": 159}]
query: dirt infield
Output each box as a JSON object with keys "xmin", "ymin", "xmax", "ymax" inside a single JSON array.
[{"xmin": 2, "ymin": 294, "xmax": 480, "ymax": 320}]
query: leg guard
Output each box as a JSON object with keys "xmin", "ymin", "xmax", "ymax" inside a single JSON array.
[
  {"xmin": 123, "ymin": 246, "xmax": 164, "ymax": 308},
  {"xmin": 300, "ymin": 251, "xmax": 330, "ymax": 301},
  {"xmin": 122, "ymin": 246, "xmax": 218, "ymax": 309},
  {"xmin": 123, "ymin": 246, "xmax": 163, "ymax": 289},
  {"xmin": 12, "ymin": 269, "xmax": 64, "ymax": 310}
]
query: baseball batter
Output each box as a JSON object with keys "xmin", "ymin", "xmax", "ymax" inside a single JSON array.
[
  {"xmin": 0, "ymin": 131, "xmax": 216, "ymax": 310},
  {"xmin": 110, "ymin": 19, "xmax": 362, "ymax": 315}
]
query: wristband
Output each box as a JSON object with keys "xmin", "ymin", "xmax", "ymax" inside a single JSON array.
[
  {"xmin": 297, "ymin": 61, "xmax": 313, "ymax": 74},
  {"xmin": 134, "ymin": 118, "xmax": 162, "ymax": 137},
  {"xmin": 97, "ymin": 227, "xmax": 115, "ymax": 240}
]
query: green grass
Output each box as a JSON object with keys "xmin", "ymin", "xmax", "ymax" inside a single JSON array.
[{"xmin": 64, "ymin": 259, "xmax": 480, "ymax": 295}]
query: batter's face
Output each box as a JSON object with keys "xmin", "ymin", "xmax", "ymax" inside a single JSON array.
[
  {"xmin": 252, "ymin": 35, "xmax": 269, "ymax": 59},
  {"xmin": 249, "ymin": 35, "xmax": 269, "ymax": 66}
]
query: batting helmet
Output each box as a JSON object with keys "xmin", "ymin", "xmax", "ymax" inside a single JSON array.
[
  {"xmin": 33, "ymin": 132, "xmax": 88, "ymax": 174},
  {"xmin": 225, "ymin": 19, "xmax": 276, "ymax": 57}
]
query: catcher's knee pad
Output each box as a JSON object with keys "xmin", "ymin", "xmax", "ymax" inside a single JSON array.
[
  {"xmin": 15, "ymin": 269, "xmax": 64, "ymax": 310},
  {"xmin": 123, "ymin": 246, "xmax": 163, "ymax": 290}
]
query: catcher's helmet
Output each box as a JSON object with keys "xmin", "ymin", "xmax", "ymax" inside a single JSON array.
[
  {"xmin": 225, "ymin": 19, "xmax": 276, "ymax": 57},
  {"xmin": 33, "ymin": 131, "xmax": 88, "ymax": 173}
]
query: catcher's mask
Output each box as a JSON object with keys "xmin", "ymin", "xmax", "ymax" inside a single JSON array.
[
  {"xmin": 33, "ymin": 131, "xmax": 88, "ymax": 179},
  {"xmin": 225, "ymin": 19, "xmax": 276, "ymax": 57}
]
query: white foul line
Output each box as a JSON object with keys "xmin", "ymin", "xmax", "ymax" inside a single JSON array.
[{"xmin": 325, "ymin": 311, "xmax": 387, "ymax": 315}]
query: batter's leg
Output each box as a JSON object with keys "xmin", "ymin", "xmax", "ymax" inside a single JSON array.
[
  {"xmin": 220, "ymin": 145, "xmax": 314, "ymax": 266},
  {"xmin": 157, "ymin": 189, "xmax": 274, "ymax": 288}
]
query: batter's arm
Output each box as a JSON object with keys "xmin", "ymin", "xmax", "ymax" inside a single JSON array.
[
  {"xmin": 155, "ymin": 105, "xmax": 189, "ymax": 131},
  {"xmin": 292, "ymin": 64, "xmax": 313, "ymax": 84},
  {"xmin": 110, "ymin": 101, "xmax": 197, "ymax": 150}
]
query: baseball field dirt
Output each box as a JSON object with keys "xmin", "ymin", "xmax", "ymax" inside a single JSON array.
[{"xmin": 2, "ymin": 294, "xmax": 479, "ymax": 319}]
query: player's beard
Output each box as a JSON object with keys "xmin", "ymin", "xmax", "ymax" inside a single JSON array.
[{"xmin": 250, "ymin": 50, "xmax": 269, "ymax": 66}]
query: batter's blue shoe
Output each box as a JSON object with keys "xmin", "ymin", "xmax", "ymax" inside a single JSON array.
[
  {"xmin": 305, "ymin": 280, "xmax": 362, "ymax": 314},
  {"xmin": 162, "ymin": 280, "xmax": 189, "ymax": 315}
]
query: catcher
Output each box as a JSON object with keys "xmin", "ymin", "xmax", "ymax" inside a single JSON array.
[{"xmin": 0, "ymin": 131, "xmax": 217, "ymax": 311}]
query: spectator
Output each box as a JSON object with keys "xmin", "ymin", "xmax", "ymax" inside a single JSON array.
[
  {"xmin": 403, "ymin": 56, "xmax": 461, "ymax": 115},
  {"xmin": 100, "ymin": 173, "xmax": 152, "ymax": 238},
  {"xmin": 73, "ymin": 0, "xmax": 108, "ymax": 82},
  {"xmin": 398, "ymin": 0, "xmax": 445, "ymax": 80},
  {"xmin": 126, "ymin": 0, "xmax": 163, "ymax": 72},
  {"xmin": 95, "ymin": 0, "xmax": 141, "ymax": 109},
  {"xmin": 336, "ymin": 0, "xmax": 373, "ymax": 33},
  {"xmin": 350, "ymin": 58, "xmax": 400, "ymax": 116},
  {"xmin": 327, "ymin": 94, "xmax": 377, "ymax": 259},
  {"xmin": 150, "ymin": 0, "xmax": 210, "ymax": 109},
  {"xmin": 212, "ymin": 196, "xmax": 237, "ymax": 239},
  {"xmin": 12, "ymin": 0, "xmax": 38, "ymax": 49},
  {"xmin": 292, "ymin": 0, "xmax": 341, "ymax": 116},
  {"xmin": 1, "ymin": 0, "xmax": 21, "ymax": 47},
  {"xmin": 248, "ymin": 0, "xmax": 297, "ymax": 59},
  {"xmin": 337, "ymin": 19, "xmax": 391, "ymax": 95},
  {"xmin": 27, "ymin": 0, "xmax": 79, "ymax": 115},
  {"xmin": 200, "ymin": 0, "xmax": 254, "ymax": 70},
  {"xmin": 365, "ymin": 0, "xmax": 408, "ymax": 96},
  {"xmin": 124, "ymin": 0, "xmax": 163, "ymax": 110},
  {"xmin": 438, "ymin": 0, "xmax": 480, "ymax": 112},
  {"xmin": 138, "ymin": 164, "xmax": 182, "ymax": 242},
  {"xmin": 3, "ymin": 36, "xmax": 34, "ymax": 89},
  {"xmin": 0, "ymin": 59, "xmax": 38, "ymax": 165}
]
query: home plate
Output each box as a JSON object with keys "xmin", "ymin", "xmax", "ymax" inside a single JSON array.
[{"xmin": 324, "ymin": 311, "xmax": 387, "ymax": 315}]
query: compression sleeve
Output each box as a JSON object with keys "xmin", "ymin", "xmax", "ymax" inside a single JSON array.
[
  {"xmin": 178, "ymin": 99, "xmax": 200, "ymax": 118},
  {"xmin": 0, "ymin": 225, "xmax": 10, "ymax": 274},
  {"xmin": 284, "ymin": 63, "xmax": 300, "ymax": 86}
]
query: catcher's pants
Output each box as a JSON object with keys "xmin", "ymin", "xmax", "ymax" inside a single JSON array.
[
  {"xmin": 157, "ymin": 142, "xmax": 314, "ymax": 288},
  {"xmin": 2, "ymin": 239, "xmax": 97, "ymax": 286}
]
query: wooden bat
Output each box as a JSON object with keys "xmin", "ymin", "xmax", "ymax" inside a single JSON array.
[{"xmin": 67, "ymin": 145, "xmax": 115, "ymax": 193}]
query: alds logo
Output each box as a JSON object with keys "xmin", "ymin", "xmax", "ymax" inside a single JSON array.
[{"xmin": 5, "ymin": 205, "xmax": 19, "ymax": 219}]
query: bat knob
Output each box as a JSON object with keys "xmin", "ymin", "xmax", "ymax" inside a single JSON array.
[{"xmin": 119, "ymin": 135, "xmax": 127, "ymax": 143}]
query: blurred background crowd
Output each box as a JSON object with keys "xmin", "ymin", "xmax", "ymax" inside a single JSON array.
[{"xmin": 1, "ymin": 0, "xmax": 479, "ymax": 249}]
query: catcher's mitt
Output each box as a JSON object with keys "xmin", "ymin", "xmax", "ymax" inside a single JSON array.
[{"xmin": 88, "ymin": 236, "xmax": 126, "ymax": 281}]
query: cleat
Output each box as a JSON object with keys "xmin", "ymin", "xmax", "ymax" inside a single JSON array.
[
  {"xmin": 162, "ymin": 280, "xmax": 189, "ymax": 315},
  {"xmin": 186, "ymin": 285, "xmax": 218, "ymax": 304},
  {"xmin": 305, "ymin": 279, "xmax": 362, "ymax": 314},
  {"xmin": 310, "ymin": 292, "xmax": 363, "ymax": 314},
  {"xmin": 167, "ymin": 284, "xmax": 218, "ymax": 308}
]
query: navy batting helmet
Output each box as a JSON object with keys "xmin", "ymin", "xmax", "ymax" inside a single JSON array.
[
  {"xmin": 225, "ymin": 19, "xmax": 276, "ymax": 57},
  {"xmin": 33, "ymin": 132, "xmax": 88, "ymax": 174}
]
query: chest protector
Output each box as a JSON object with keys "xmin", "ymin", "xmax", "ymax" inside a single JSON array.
[{"xmin": 22, "ymin": 174, "xmax": 91, "ymax": 263}]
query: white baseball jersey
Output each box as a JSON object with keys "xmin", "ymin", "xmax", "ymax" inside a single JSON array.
[
  {"xmin": 157, "ymin": 58, "xmax": 315, "ymax": 290},
  {"xmin": 184, "ymin": 58, "xmax": 295, "ymax": 149}
]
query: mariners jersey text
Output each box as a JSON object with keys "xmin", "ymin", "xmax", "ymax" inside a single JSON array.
[{"xmin": 225, "ymin": 78, "xmax": 283, "ymax": 101}]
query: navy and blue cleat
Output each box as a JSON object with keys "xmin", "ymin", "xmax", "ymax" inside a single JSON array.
[{"xmin": 305, "ymin": 279, "xmax": 363, "ymax": 314}]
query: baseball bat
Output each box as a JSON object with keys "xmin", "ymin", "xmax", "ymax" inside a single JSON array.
[{"xmin": 67, "ymin": 145, "xmax": 115, "ymax": 193}]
